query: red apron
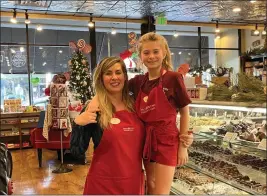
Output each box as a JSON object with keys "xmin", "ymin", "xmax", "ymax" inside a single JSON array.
[
  {"xmin": 83, "ymin": 110, "xmax": 145, "ymax": 195},
  {"xmin": 135, "ymin": 70, "xmax": 179, "ymax": 166}
]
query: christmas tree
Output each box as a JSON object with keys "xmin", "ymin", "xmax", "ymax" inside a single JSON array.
[{"xmin": 68, "ymin": 51, "xmax": 94, "ymax": 104}]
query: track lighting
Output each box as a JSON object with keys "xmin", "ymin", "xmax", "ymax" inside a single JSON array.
[
  {"xmin": 254, "ymin": 24, "xmax": 259, "ymax": 35},
  {"xmin": 25, "ymin": 10, "xmax": 31, "ymax": 24},
  {"xmin": 10, "ymin": 9, "xmax": 17, "ymax": 23},
  {"xmin": 215, "ymin": 20, "xmax": 220, "ymax": 33},
  {"xmin": 88, "ymin": 13, "xmax": 94, "ymax": 28}
]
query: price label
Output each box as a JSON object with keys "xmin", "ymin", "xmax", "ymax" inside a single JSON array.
[
  {"xmin": 258, "ymin": 139, "xmax": 266, "ymax": 150},
  {"xmin": 223, "ymin": 132, "xmax": 237, "ymax": 142}
]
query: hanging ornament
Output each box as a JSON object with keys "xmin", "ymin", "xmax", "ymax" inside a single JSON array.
[
  {"xmin": 77, "ymin": 39, "xmax": 86, "ymax": 50},
  {"xmin": 68, "ymin": 60, "xmax": 72, "ymax": 66},
  {"xmin": 82, "ymin": 59, "xmax": 87, "ymax": 65},
  {"xmin": 128, "ymin": 32, "xmax": 136, "ymax": 39}
]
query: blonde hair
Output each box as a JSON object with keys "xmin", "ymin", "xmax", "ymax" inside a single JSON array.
[
  {"xmin": 138, "ymin": 32, "xmax": 173, "ymax": 71},
  {"xmin": 93, "ymin": 56, "xmax": 134, "ymax": 129}
]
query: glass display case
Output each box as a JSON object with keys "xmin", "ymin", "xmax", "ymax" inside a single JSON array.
[{"xmin": 171, "ymin": 100, "xmax": 266, "ymax": 195}]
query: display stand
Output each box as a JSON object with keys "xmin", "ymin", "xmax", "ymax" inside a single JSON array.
[{"xmin": 52, "ymin": 130, "xmax": 72, "ymax": 174}]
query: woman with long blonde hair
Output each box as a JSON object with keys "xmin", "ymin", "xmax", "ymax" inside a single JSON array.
[
  {"xmin": 75, "ymin": 56, "xmax": 145, "ymax": 195},
  {"xmin": 129, "ymin": 32, "xmax": 192, "ymax": 194},
  {"xmin": 78, "ymin": 33, "xmax": 193, "ymax": 195}
]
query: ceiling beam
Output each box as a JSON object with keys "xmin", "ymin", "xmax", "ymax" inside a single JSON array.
[{"xmin": 0, "ymin": 11, "xmax": 265, "ymax": 30}]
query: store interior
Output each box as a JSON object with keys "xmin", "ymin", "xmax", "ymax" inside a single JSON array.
[{"xmin": 0, "ymin": 0, "xmax": 266, "ymax": 195}]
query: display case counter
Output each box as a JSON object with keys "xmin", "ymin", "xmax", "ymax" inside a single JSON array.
[{"xmin": 172, "ymin": 102, "xmax": 266, "ymax": 195}]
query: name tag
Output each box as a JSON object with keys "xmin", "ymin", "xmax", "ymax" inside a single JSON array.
[{"xmin": 110, "ymin": 118, "xmax": 120, "ymax": 125}]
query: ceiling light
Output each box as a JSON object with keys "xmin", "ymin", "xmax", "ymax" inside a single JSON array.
[
  {"xmin": 20, "ymin": 47, "xmax": 25, "ymax": 52},
  {"xmin": 25, "ymin": 19, "xmax": 31, "ymax": 24},
  {"xmin": 250, "ymin": 0, "xmax": 256, "ymax": 3},
  {"xmin": 188, "ymin": 53, "xmax": 191, "ymax": 55},
  {"xmin": 215, "ymin": 20, "xmax": 220, "ymax": 33},
  {"xmin": 233, "ymin": 7, "xmax": 241, "ymax": 12},
  {"xmin": 10, "ymin": 18, "xmax": 17, "ymax": 24},
  {"xmin": 42, "ymin": 62, "xmax": 47, "ymax": 66},
  {"xmin": 178, "ymin": 52, "xmax": 182, "ymax": 55},
  {"xmin": 10, "ymin": 49, "xmax": 16, "ymax": 54},
  {"xmin": 59, "ymin": 50, "xmax": 63, "ymax": 54},
  {"xmin": 36, "ymin": 25, "xmax": 43, "ymax": 31},
  {"xmin": 173, "ymin": 31, "xmax": 179, "ymax": 37},
  {"xmin": 39, "ymin": 47, "xmax": 43, "ymax": 50},
  {"xmin": 216, "ymin": 35, "xmax": 221, "ymax": 39},
  {"xmin": 171, "ymin": 52, "xmax": 174, "ymax": 55},
  {"xmin": 25, "ymin": 10, "xmax": 31, "ymax": 24},
  {"xmin": 262, "ymin": 30, "xmax": 266, "ymax": 35},
  {"xmin": 10, "ymin": 9, "xmax": 17, "ymax": 23},
  {"xmin": 88, "ymin": 22, "xmax": 94, "ymax": 27},
  {"xmin": 111, "ymin": 27, "xmax": 116, "ymax": 35},
  {"xmin": 254, "ymin": 30, "xmax": 260, "ymax": 35},
  {"xmin": 254, "ymin": 24, "xmax": 259, "ymax": 35},
  {"xmin": 88, "ymin": 13, "xmax": 94, "ymax": 28}
]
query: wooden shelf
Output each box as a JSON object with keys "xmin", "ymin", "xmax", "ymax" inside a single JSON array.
[{"xmin": 0, "ymin": 112, "xmax": 40, "ymax": 150}]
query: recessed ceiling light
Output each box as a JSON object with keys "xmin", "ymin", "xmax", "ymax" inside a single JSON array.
[
  {"xmin": 262, "ymin": 30, "xmax": 266, "ymax": 35},
  {"xmin": 42, "ymin": 62, "xmax": 47, "ymax": 66},
  {"xmin": 216, "ymin": 35, "xmax": 221, "ymax": 39},
  {"xmin": 178, "ymin": 52, "xmax": 182, "ymax": 55},
  {"xmin": 20, "ymin": 47, "xmax": 25, "ymax": 52},
  {"xmin": 39, "ymin": 47, "xmax": 43, "ymax": 50},
  {"xmin": 233, "ymin": 7, "xmax": 241, "ymax": 12},
  {"xmin": 59, "ymin": 50, "xmax": 63, "ymax": 54},
  {"xmin": 250, "ymin": 0, "xmax": 256, "ymax": 3},
  {"xmin": 171, "ymin": 52, "xmax": 174, "ymax": 55},
  {"xmin": 10, "ymin": 49, "xmax": 16, "ymax": 54},
  {"xmin": 173, "ymin": 31, "xmax": 179, "ymax": 37},
  {"xmin": 188, "ymin": 53, "xmax": 191, "ymax": 55}
]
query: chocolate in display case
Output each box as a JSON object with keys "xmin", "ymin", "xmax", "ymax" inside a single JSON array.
[{"xmin": 171, "ymin": 100, "xmax": 266, "ymax": 195}]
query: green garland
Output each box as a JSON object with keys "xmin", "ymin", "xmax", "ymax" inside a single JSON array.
[{"xmin": 207, "ymin": 73, "xmax": 266, "ymax": 103}]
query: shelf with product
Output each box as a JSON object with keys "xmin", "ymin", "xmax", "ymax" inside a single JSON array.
[
  {"xmin": 241, "ymin": 53, "xmax": 267, "ymax": 85},
  {"xmin": 0, "ymin": 112, "xmax": 40, "ymax": 150},
  {"xmin": 172, "ymin": 102, "xmax": 266, "ymax": 195}
]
